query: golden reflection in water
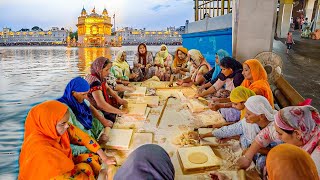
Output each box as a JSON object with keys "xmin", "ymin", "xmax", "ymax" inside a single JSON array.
[{"xmin": 78, "ymin": 47, "xmax": 112, "ymax": 76}]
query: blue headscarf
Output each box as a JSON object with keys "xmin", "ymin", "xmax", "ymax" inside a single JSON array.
[
  {"xmin": 57, "ymin": 77, "xmax": 93, "ymax": 129},
  {"xmin": 211, "ymin": 49, "xmax": 230, "ymax": 81},
  {"xmin": 114, "ymin": 144, "xmax": 175, "ymax": 180}
]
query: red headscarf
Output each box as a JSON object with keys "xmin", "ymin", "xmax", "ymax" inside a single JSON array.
[{"xmin": 19, "ymin": 100, "xmax": 74, "ymax": 180}]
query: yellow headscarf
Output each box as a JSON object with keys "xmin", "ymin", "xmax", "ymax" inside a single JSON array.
[
  {"xmin": 266, "ymin": 144, "xmax": 319, "ymax": 180},
  {"xmin": 159, "ymin": 44, "xmax": 169, "ymax": 59},
  {"xmin": 112, "ymin": 50, "xmax": 130, "ymax": 78},
  {"xmin": 230, "ymin": 86, "xmax": 256, "ymax": 119},
  {"xmin": 173, "ymin": 47, "xmax": 188, "ymax": 68}
]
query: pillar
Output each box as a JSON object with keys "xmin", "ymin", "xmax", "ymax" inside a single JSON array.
[
  {"xmin": 315, "ymin": 1, "xmax": 320, "ymax": 30},
  {"xmin": 305, "ymin": 0, "xmax": 316, "ymax": 20},
  {"xmin": 232, "ymin": 0, "xmax": 278, "ymax": 63},
  {"xmin": 276, "ymin": 0, "xmax": 293, "ymax": 38}
]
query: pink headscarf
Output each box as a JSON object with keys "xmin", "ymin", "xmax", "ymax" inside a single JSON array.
[{"xmin": 275, "ymin": 105, "xmax": 320, "ymax": 154}]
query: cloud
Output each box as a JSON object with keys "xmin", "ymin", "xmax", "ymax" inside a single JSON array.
[{"xmin": 151, "ymin": 5, "xmax": 170, "ymax": 12}]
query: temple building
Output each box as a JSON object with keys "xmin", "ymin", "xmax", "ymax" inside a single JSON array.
[{"xmin": 77, "ymin": 7, "xmax": 113, "ymax": 47}]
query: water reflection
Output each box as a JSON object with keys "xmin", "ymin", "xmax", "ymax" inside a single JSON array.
[{"xmin": 0, "ymin": 45, "xmax": 179, "ymax": 179}]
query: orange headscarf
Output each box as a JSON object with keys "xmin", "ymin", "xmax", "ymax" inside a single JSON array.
[
  {"xmin": 266, "ymin": 144, "xmax": 318, "ymax": 180},
  {"xmin": 173, "ymin": 47, "xmax": 188, "ymax": 68},
  {"xmin": 19, "ymin": 100, "xmax": 74, "ymax": 180},
  {"xmin": 241, "ymin": 59, "xmax": 274, "ymax": 107}
]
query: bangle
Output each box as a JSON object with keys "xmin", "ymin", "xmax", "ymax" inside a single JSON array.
[{"xmin": 242, "ymin": 155, "xmax": 251, "ymax": 162}]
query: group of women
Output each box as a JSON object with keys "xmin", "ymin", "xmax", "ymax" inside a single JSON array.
[{"xmin": 18, "ymin": 43, "xmax": 319, "ymax": 179}]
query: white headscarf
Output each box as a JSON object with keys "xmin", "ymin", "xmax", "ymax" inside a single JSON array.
[{"xmin": 244, "ymin": 95, "xmax": 277, "ymax": 121}]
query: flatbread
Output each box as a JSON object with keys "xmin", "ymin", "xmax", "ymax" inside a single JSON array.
[{"xmin": 188, "ymin": 152, "xmax": 208, "ymax": 164}]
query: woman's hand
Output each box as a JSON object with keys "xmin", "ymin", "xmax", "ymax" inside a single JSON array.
[
  {"xmin": 209, "ymin": 102, "xmax": 221, "ymax": 111},
  {"xmin": 118, "ymin": 99, "xmax": 128, "ymax": 106},
  {"xmin": 101, "ymin": 119, "xmax": 113, "ymax": 128},
  {"xmin": 146, "ymin": 64, "xmax": 152, "ymax": 68},
  {"xmin": 236, "ymin": 155, "xmax": 252, "ymax": 169},
  {"xmin": 98, "ymin": 133, "xmax": 109, "ymax": 144},
  {"xmin": 102, "ymin": 156, "xmax": 117, "ymax": 165},
  {"xmin": 129, "ymin": 73, "xmax": 139, "ymax": 79}
]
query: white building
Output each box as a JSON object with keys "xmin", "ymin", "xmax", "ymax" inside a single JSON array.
[
  {"xmin": 0, "ymin": 27, "xmax": 68, "ymax": 45},
  {"xmin": 116, "ymin": 27, "xmax": 183, "ymax": 45}
]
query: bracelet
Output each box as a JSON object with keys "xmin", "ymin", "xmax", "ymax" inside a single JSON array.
[{"xmin": 242, "ymin": 155, "xmax": 251, "ymax": 162}]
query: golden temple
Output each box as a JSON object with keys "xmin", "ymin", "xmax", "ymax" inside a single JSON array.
[{"xmin": 76, "ymin": 7, "xmax": 113, "ymax": 47}]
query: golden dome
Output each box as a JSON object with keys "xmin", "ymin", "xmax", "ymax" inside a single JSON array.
[{"xmin": 102, "ymin": 8, "xmax": 108, "ymax": 16}]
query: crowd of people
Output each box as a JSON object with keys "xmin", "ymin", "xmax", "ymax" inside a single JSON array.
[{"xmin": 18, "ymin": 43, "xmax": 319, "ymax": 179}]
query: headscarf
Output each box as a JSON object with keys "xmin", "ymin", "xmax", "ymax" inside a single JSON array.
[
  {"xmin": 275, "ymin": 105, "xmax": 320, "ymax": 154},
  {"xmin": 86, "ymin": 56, "xmax": 111, "ymax": 84},
  {"xmin": 188, "ymin": 49, "xmax": 212, "ymax": 82},
  {"xmin": 57, "ymin": 77, "xmax": 92, "ymax": 130},
  {"xmin": 114, "ymin": 144, "xmax": 175, "ymax": 180},
  {"xmin": 244, "ymin": 95, "xmax": 277, "ymax": 121},
  {"xmin": 230, "ymin": 86, "xmax": 256, "ymax": 119},
  {"xmin": 19, "ymin": 100, "xmax": 74, "ymax": 179},
  {"xmin": 159, "ymin": 44, "xmax": 169, "ymax": 60},
  {"xmin": 241, "ymin": 59, "xmax": 274, "ymax": 108},
  {"xmin": 172, "ymin": 47, "xmax": 188, "ymax": 68},
  {"xmin": 211, "ymin": 49, "xmax": 229, "ymax": 81},
  {"xmin": 112, "ymin": 50, "xmax": 130, "ymax": 78},
  {"xmin": 266, "ymin": 144, "xmax": 318, "ymax": 180},
  {"xmin": 137, "ymin": 43, "xmax": 147, "ymax": 66}
]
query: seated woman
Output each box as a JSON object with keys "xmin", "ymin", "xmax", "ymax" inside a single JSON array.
[
  {"xmin": 19, "ymin": 100, "xmax": 116, "ymax": 180},
  {"xmin": 111, "ymin": 50, "xmax": 138, "ymax": 82},
  {"xmin": 114, "ymin": 144, "xmax": 174, "ymax": 180},
  {"xmin": 211, "ymin": 144, "xmax": 319, "ymax": 180},
  {"xmin": 242, "ymin": 59, "xmax": 274, "ymax": 108},
  {"xmin": 57, "ymin": 77, "xmax": 113, "ymax": 154},
  {"xmin": 238, "ymin": 105, "xmax": 320, "ymax": 175},
  {"xmin": 266, "ymin": 144, "xmax": 319, "ymax": 180},
  {"xmin": 197, "ymin": 57, "xmax": 243, "ymax": 98},
  {"xmin": 85, "ymin": 57, "xmax": 127, "ymax": 122},
  {"xmin": 199, "ymin": 49, "xmax": 230, "ymax": 91},
  {"xmin": 199, "ymin": 87, "xmax": 259, "ymax": 148},
  {"xmin": 169, "ymin": 47, "xmax": 189, "ymax": 87},
  {"xmin": 132, "ymin": 43, "xmax": 155, "ymax": 81},
  {"xmin": 177, "ymin": 49, "xmax": 211, "ymax": 86},
  {"xmin": 233, "ymin": 95, "xmax": 280, "ymax": 174},
  {"xmin": 154, "ymin": 44, "xmax": 173, "ymax": 81}
]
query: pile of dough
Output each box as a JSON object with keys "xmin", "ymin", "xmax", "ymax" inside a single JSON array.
[{"xmin": 172, "ymin": 131, "xmax": 199, "ymax": 146}]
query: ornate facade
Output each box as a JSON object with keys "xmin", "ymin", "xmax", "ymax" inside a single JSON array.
[{"xmin": 77, "ymin": 7, "xmax": 113, "ymax": 47}]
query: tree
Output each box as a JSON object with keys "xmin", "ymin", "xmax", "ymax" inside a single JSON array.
[{"xmin": 70, "ymin": 31, "xmax": 78, "ymax": 41}]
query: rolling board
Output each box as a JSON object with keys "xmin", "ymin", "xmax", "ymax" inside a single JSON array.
[
  {"xmin": 105, "ymin": 128, "xmax": 134, "ymax": 150},
  {"xmin": 177, "ymin": 146, "xmax": 221, "ymax": 174}
]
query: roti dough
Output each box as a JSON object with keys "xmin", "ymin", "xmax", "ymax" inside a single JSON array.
[{"xmin": 188, "ymin": 152, "xmax": 208, "ymax": 164}]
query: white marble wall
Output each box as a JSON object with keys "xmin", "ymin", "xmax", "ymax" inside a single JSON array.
[{"xmin": 232, "ymin": 0, "xmax": 278, "ymax": 63}]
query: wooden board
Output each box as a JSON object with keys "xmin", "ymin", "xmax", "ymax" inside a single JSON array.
[
  {"xmin": 124, "ymin": 96, "xmax": 159, "ymax": 107},
  {"xmin": 125, "ymin": 103, "xmax": 147, "ymax": 116},
  {"xmin": 105, "ymin": 129, "xmax": 134, "ymax": 150},
  {"xmin": 177, "ymin": 146, "xmax": 222, "ymax": 174},
  {"xmin": 198, "ymin": 128, "xmax": 219, "ymax": 146},
  {"xmin": 124, "ymin": 87, "xmax": 146, "ymax": 97},
  {"xmin": 129, "ymin": 132, "xmax": 154, "ymax": 150},
  {"xmin": 187, "ymin": 99, "xmax": 209, "ymax": 113}
]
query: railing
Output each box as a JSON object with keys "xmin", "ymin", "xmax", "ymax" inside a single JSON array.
[{"xmin": 194, "ymin": 0, "xmax": 233, "ymax": 21}]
